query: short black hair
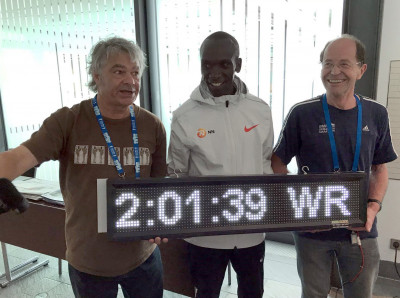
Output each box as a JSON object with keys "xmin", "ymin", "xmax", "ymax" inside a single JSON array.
[{"xmin": 200, "ymin": 31, "xmax": 240, "ymax": 58}]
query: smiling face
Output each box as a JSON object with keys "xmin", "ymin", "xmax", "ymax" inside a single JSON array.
[
  {"xmin": 94, "ymin": 51, "xmax": 140, "ymax": 116},
  {"xmin": 321, "ymin": 38, "xmax": 367, "ymax": 101},
  {"xmin": 200, "ymin": 38, "xmax": 242, "ymax": 97}
]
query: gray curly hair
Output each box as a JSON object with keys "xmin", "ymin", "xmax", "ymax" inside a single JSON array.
[{"xmin": 87, "ymin": 36, "xmax": 147, "ymax": 92}]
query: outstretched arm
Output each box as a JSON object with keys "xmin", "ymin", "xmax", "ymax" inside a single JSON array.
[
  {"xmin": 0, "ymin": 145, "xmax": 38, "ymax": 180},
  {"xmin": 0, "ymin": 145, "xmax": 38, "ymax": 213}
]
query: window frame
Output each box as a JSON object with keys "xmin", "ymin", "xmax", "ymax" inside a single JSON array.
[{"xmin": 0, "ymin": 0, "xmax": 385, "ymax": 152}]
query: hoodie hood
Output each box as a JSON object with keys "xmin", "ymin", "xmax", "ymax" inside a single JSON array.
[{"xmin": 190, "ymin": 75, "xmax": 248, "ymax": 106}]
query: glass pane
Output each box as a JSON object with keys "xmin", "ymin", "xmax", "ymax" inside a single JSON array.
[
  {"xmin": 156, "ymin": 0, "xmax": 343, "ymax": 154},
  {"xmin": 0, "ymin": 0, "xmax": 137, "ymax": 181}
]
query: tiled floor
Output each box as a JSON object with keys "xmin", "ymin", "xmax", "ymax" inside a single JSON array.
[{"xmin": 1, "ymin": 241, "xmax": 399, "ymax": 297}]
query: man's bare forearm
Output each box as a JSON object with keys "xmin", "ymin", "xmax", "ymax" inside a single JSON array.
[{"xmin": 0, "ymin": 145, "xmax": 38, "ymax": 180}]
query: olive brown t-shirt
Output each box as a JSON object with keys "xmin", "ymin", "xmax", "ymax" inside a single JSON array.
[{"xmin": 23, "ymin": 99, "xmax": 167, "ymax": 276}]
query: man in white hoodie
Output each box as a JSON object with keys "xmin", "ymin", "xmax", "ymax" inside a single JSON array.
[{"xmin": 167, "ymin": 31, "xmax": 274, "ymax": 298}]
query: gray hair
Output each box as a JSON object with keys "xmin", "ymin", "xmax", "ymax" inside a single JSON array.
[
  {"xmin": 87, "ymin": 36, "xmax": 147, "ymax": 92},
  {"xmin": 320, "ymin": 34, "xmax": 366, "ymax": 64}
]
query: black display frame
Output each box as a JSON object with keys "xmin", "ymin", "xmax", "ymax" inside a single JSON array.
[{"xmin": 106, "ymin": 172, "xmax": 367, "ymax": 240}]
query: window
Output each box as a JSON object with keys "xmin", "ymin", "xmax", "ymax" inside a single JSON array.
[
  {"xmin": 0, "ymin": 0, "xmax": 343, "ymax": 179},
  {"xmin": 154, "ymin": 0, "xmax": 343, "ymax": 145},
  {"xmin": 0, "ymin": 0, "xmax": 137, "ymax": 180}
]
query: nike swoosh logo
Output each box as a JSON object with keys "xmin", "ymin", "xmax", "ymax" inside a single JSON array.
[{"xmin": 244, "ymin": 124, "xmax": 259, "ymax": 132}]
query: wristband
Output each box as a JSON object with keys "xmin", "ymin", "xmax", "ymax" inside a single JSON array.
[{"xmin": 367, "ymin": 199, "xmax": 382, "ymax": 212}]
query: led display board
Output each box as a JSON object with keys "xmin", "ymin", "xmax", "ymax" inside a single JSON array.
[{"xmin": 107, "ymin": 173, "xmax": 367, "ymax": 240}]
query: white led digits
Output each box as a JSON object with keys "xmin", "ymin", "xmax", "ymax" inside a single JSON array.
[
  {"xmin": 245, "ymin": 188, "xmax": 267, "ymax": 220},
  {"xmin": 288, "ymin": 185, "xmax": 350, "ymax": 218},
  {"xmin": 158, "ymin": 191, "xmax": 182, "ymax": 225},
  {"xmin": 110, "ymin": 176, "xmax": 361, "ymax": 239},
  {"xmin": 325, "ymin": 185, "xmax": 351, "ymax": 216},
  {"xmin": 287, "ymin": 187, "xmax": 307, "ymax": 218},
  {"xmin": 185, "ymin": 190, "xmax": 201, "ymax": 223},
  {"xmin": 115, "ymin": 193, "xmax": 140, "ymax": 228},
  {"xmin": 307, "ymin": 187, "xmax": 324, "ymax": 217},
  {"xmin": 221, "ymin": 188, "xmax": 245, "ymax": 221},
  {"xmin": 287, "ymin": 186, "xmax": 323, "ymax": 218}
]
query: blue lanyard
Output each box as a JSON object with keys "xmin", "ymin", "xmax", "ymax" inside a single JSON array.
[
  {"xmin": 92, "ymin": 96, "xmax": 140, "ymax": 179},
  {"xmin": 322, "ymin": 94, "xmax": 362, "ymax": 172}
]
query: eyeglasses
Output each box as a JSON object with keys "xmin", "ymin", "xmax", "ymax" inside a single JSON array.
[{"xmin": 321, "ymin": 61, "xmax": 362, "ymax": 71}]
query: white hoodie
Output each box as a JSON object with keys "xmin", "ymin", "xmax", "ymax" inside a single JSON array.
[{"xmin": 167, "ymin": 81, "xmax": 274, "ymax": 249}]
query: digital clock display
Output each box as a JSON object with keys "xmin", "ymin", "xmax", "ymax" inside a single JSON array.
[{"xmin": 107, "ymin": 173, "xmax": 367, "ymax": 240}]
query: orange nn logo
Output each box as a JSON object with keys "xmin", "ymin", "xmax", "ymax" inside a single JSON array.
[{"xmin": 197, "ymin": 128, "xmax": 207, "ymax": 138}]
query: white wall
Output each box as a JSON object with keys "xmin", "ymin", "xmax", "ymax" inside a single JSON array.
[{"xmin": 375, "ymin": 0, "xmax": 400, "ymax": 262}]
